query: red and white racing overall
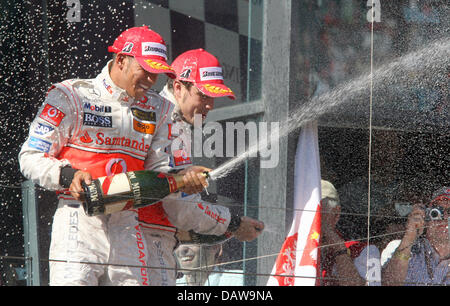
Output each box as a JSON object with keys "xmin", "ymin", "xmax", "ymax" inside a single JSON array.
[
  {"xmin": 19, "ymin": 62, "xmax": 175, "ymax": 285},
  {"xmin": 138, "ymin": 85, "xmax": 232, "ymax": 285}
]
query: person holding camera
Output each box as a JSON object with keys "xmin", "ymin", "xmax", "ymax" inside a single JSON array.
[{"xmin": 382, "ymin": 186, "xmax": 450, "ymax": 286}]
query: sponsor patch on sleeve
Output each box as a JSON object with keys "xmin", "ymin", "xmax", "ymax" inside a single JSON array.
[
  {"xmin": 172, "ymin": 149, "xmax": 191, "ymax": 166},
  {"xmin": 39, "ymin": 104, "xmax": 66, "ymax": 126},
  {"xmin": 33, "ymin": 123, "xmax": 54, "ymax": 135},
  {"xmin": 28, "ymin": 136, "xmax": 52, "ymax": 153}
]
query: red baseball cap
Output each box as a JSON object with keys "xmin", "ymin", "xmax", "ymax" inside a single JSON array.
[
  {"xmin": 430, "ymin": 186, "xmax": 450, "ymax": 205},
  {"xmin": 108, "ymin": 26, "xmax": 176, "ymax": 78},
  {"xmin": 171, "ymin": 49, "xmax": 235, "ymax": 99}
]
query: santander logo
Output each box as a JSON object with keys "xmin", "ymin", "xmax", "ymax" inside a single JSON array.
[
  {"xmin": 80, "ymin": 130, "xmax": 93, "ymax": 143},
  {"xmin": 78, "ymin": 131, "xmax": 150, "ymax": 153},
  {"xmin": 197, "ymin": 203, "xmax": 226, "ymax": 224}
]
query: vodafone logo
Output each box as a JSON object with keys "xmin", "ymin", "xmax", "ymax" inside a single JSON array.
[
  {"xmin": 39, "ymin": 104, "xmax": 65, "ymax": 126},
  {"xmin": 134, "ymin": 97, "xmax": 155, "ymax": 110},
  {"xmin": 47, "ymin": 107, "xmax": 58, "ymax": 117}
]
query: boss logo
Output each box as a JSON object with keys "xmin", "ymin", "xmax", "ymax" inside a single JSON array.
[{"xmin": 83, "ymin": 112, "xmax": 112, "ymax": 127}]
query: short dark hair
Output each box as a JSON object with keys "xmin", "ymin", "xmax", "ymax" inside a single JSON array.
[
  {"xmin": 166, "ymin": 79, "xmax": 194, "ymax": 93},
  {"xmin": 110, "ymin": 53, "xmax": 134, "ymax": 68}
]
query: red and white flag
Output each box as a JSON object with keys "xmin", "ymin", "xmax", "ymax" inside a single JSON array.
[{"xmin": 267, "ymin": 121, "xmax": 321, "ymax": 286}]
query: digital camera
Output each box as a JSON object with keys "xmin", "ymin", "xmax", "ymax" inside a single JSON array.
[{"xmin": 425, "ymin": 206, "xmax": 444, "ymax": 221}]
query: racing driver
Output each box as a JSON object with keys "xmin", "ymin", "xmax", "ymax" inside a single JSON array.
[{"xmin": 138, "ymin": 49, "xmax": 265, "ymax": 285}]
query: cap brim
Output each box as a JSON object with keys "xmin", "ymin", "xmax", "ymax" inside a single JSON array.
[
  {"xmin": 135, "ymin": 57, "xmax": 176, "ymax": 79},
  {"xmin": 196, "ymin": 83, "xmax": 236, "ymax": 100},
  {"xmin": 108, "ymin": 45, "xmax": 119, "ymax": 53},
  {"xmin": 430, "ymin": 195, "xmax": 450, "ymax": 205}
]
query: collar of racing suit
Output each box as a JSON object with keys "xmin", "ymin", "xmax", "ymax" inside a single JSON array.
[{"xmin": 94, "ymin": 60, "xmax": 135, "ymax": 104}]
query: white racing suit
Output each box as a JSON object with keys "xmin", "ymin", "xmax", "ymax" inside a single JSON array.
[
  {"xmin": 19, "ymin": 62, "xmax": 176, "ymax": 285},
  {"xmin": 138, "ymin": 85, "xmax": 232, "ymax": 286}
]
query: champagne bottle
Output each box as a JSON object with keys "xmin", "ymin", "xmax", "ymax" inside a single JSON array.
[{"xmin": 82, "ymin": 170, "xmax": 208, "ymax": 216}]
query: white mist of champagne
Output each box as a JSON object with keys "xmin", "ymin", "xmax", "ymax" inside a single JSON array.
[{"xmin": 209, "ymin": 37, "xmax": 450, "ymax": 180}]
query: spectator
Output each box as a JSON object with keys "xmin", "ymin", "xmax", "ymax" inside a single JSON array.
[
  {"xmin": 175, "ymin": 242, "xmax": 244, "ymax": 286},
  {"xmin": 378, "ymin": 205, "xmax": 409, "ymax": 268},
  {"xmin": 320, "ymin": 179, "xmax": 381, "ymax": 286},
  {"xmin": 373, "ymin": 187, "xmax": 421, "ymax": 267},
  {"xmin": 382, "ymin": 186, "xmax": 450, "ymax": 286}
]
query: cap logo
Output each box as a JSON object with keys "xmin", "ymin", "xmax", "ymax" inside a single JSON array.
[
  {"xmin": 179, "ymin": 68, "xmax": 192, "ymax": 79},
  {"xmin": 199, "ymin": 67, "xmax": 223, "ymax": 81},
  {"xmin": 141, "ymin": 42, "xmax": 167, "ymax": 60},
  {"xmin": 204, "ymin": 84, "xmax": 233, "ymax": 95},
  {"xmin": 143, "ymin": 59, "xmax": 174, "ymax": 72},
  {"xmin": 122, "ymin": 42, "xmax": 134, "ymax": 53}
]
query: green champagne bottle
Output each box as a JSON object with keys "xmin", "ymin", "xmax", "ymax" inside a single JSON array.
[{"xmin": 82, "ymin": 170, "xmax": 206, "ymax": 216}]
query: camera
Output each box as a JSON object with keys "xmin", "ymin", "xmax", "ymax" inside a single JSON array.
[{"xmin": 425, "ymin": 206, "xmax": 444, "ymax": 221}]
